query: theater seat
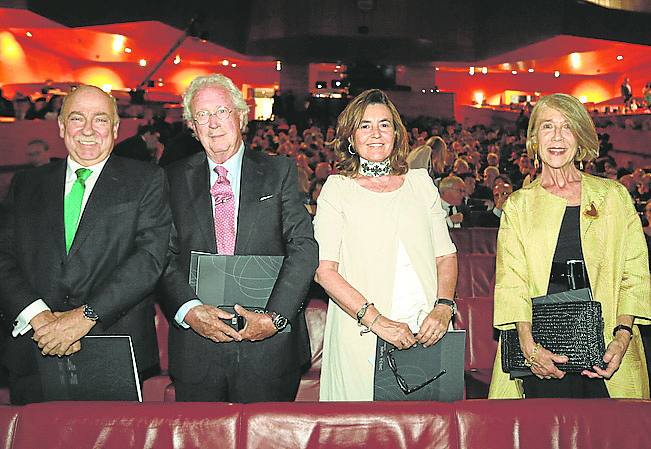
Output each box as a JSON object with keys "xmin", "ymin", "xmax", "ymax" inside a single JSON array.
[
  {"xmin": 295, "ymin": 299, "xmax": 327, "ymax": 402},
  {"xmin": 142, "ymin": 304, "xmax": 173, "ymax": 402}
]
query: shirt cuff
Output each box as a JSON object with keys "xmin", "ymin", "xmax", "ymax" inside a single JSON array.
[
  {"xmin": 13, "ymin": 299, "xmax": 50, "ymax": 337},
  {"xmin": 174, "ymin": 299, "xmax": 203, "ymax": 329}
]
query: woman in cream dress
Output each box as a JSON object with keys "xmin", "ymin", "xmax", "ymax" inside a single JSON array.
[{"xmin": 314, "ymin": 89, "xmax": 458, "ymax": 401}]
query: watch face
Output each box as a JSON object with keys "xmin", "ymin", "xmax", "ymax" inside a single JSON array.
[{"xmin": 273, "ymin": 315, "xmax": 288, "ymax": 330}]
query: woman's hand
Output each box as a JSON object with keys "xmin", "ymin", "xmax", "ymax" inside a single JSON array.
[
  {"xmin": 582, "ymin": 333, "xmax": 630, "ymax": 379},
  {"xmin": 415, "ymin": 304, "xmax": 453, "ymax": 347},
  {"xmin": 524, "ymin": 342, "xmax": 569, "ymax": 379},
  {"xmin": 372, "ymin": 316, "xmax": 416, "ymax": 350}
]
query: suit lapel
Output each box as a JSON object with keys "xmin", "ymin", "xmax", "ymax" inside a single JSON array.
[
  {"xmin": 185, "ymin": 153, "xmax": 217, "ymax": 251},
  {"xmin": 67, "ymin": 156, "xmax": 122, "ymax": 257},
  {"xmin": 236, "ymin": 148, "xmax": 265, "ymax": 253},
  {"xmin": 42, "ymin": 160, "xmax": 67, "ymax": 259}
]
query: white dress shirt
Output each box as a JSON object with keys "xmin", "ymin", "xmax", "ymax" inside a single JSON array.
[
  {"xmin": 174, "ymin": 143, "xmax": 245, "ymax": 328},
  {"xmin": 12, "ymin": 156, "xmax": 110, "ymax": 337}
]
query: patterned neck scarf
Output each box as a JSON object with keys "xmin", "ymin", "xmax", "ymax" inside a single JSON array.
[{"xmin": 358, "ymin": 156, "xmax": 391, "ymax": 177}]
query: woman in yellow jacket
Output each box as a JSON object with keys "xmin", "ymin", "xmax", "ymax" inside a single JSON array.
[{"xmin": 489, "ymin": 93, "xmax": 650, "ymax": 399}]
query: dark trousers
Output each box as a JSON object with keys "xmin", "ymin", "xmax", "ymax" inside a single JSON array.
[
  {"xmin": 523, "ymin": 373, "xmax": 609, "ymax": 399},
  {"xmin": 174, "ymin": 346, "xmax": 301, "ymax": 403}
]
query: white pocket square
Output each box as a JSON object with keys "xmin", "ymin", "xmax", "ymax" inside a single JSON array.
[{"xmin": 259, "ymin": 194, "xmax": 274, "ymax": 201}]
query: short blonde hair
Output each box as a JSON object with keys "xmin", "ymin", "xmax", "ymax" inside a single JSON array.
[
  {"xmin": 59, "ymin": 85, "xmax": 119, "ymax": 125},
  {"xmin": 330, "ymin": 89, "xmax": 409, "ymax": 177},
  {"xmin": 439, "ymin": 175, "xmax": 464, "ymax": 193},
  {"xmin": 182, "ymin": 74, "xmax": 249, "ymax": 130},
  {"xmin": 526, "ymin": 93, "xmax": 599, "ymax": 162}
]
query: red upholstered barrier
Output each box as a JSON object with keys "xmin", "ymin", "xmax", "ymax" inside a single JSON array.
[
  {"xmin": 241, "ymin": 401, "xmax": 457, "ymax": 449},
  {"xmin": 455, "ymin": 399, "xmax": 651, "ymax": 449},
  {"xmin": 11, "ymin": 402, "xmax": 242, "ymax": 449},
  {"xmin": 1, "ymin": 400, "xmax": 649, "ymax": 449}
]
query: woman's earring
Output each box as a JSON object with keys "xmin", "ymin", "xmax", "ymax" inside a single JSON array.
[
  {"xmin": 579, "ymin": 160, "xmax": 584, "ymax": 170},
  {"xmin": 534, "ymin": 152, "xmax": 540, "ymax": 170},
  {"xmin": 348, "ymin": 142, "xmax": 356, "ymax": 155}
]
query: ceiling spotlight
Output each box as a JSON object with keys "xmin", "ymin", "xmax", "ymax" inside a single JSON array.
[
  {"xmin": 511, "ymin": 70, "xmax": 517, "ymax": 75},
  {"xmin": 421, "ymin": 89, "xmax": 426, "ymax": 93},
  {"xmin": 616, "ymin": 55, "xmax": 624, "ymax": 61},
  {"xmin": 173, "ymin": 55, "xmax": 181, "ymax": 64},
  {"xmin": 124, "ymin": 47, "xmax": 132, "ymax": 53},
  {"xmin": 469, "ymin": 66, "xmax": 475, "ymax": 75},
  {"xmin": 25, "ymin": 31, "xmax": 33, "ymax": 38},
  {"xmin": 554, "ymin": 70, "xmax": 560, "ymax": 78},
  {"xmin": 222, "ymin": 59, "xmax": 229, "ymax": 66},
  {"xmin": 335, "ymin": 65, "xmax": 341, "ymax": 69},
  {"xmin": 481, "ymin": 67, "xmax": 488, "ymax": 75},
  {"xmin": 276, "ymin": 60, "xmax": 282, "ymax": 71},
  {"xmin": 435, "ymin": 67, "xmax": 440, "ymax": 71},
  {"xmin": 231, "ymin": 63, "xmax": 237, "ymax": 68},
  {"xmin": 139, "ymin": 59, "xmax": 147, "ymax": 67}
]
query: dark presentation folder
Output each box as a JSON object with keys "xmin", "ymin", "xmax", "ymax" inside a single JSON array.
[
  {"xmin": 37, "ymin": 335, "xmax": 142, "ymax": 401},
  {"xmin": 189, "ymin": 252, "xmax": 284, "ymax": 309},
  {"xmin": 374, "ymin": 330, "xmax": 466, "ymax": 402}
]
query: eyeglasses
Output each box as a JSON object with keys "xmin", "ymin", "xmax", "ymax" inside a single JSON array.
[
  {"xmin": 386, "ymin": 348, "xmax": 446, "ymax": 395},
  {"xmin": 193, "ymin": 106, "xmax": 232, "ymax": 125}
]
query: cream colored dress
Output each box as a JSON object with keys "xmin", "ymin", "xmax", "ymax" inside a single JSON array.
[{"xmin": 314, "ymin": 169, "xmax": 457, "ymax": 401}]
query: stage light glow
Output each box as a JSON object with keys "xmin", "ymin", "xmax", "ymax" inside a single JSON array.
[
  {"xmin": 101, "ymin": 84, "xmax": 112, "ymax": 93},
  {"xmin": 139, "ymin": 59, "xmax": 147, "ymax": 67},
  {"xmin": 0, "ymin": 31, "xmax": 25, "ymax": 63},
  {"xmin": 124, "ymin": 47, "xmax": 132, "ymax": 53},
  {"xmin": 276, "ymin": 60, "xmax": 282, "ymax": 71},
  {"xmin": 569, "ymin": 52, "xmax": 581, "ymax": 69},
  {"xmin": 554, "ymin": 71, "xmax": 560, "ymax": 77},
  {"xmin": 25, "ymin": 31, "xmax": 32, "ymax": 38},
  {"xmin": 231, "ymin": 63, "xmax": 237, "ymax": 68},
  {"xmin": 528, "ymin": 68, "xmax": 534, "ymax": 73},
  {"xmin": 511, "ymin": 70, "xmax": 517, "ymax": 75},
  {"xmin": 112, "ymin": 35, "xmax": 126, "ymax": 53},
  {"xmin": 481, "ymin": 67, "xmax": 487, "ymax": 75},
  {"xmin": 579, "ymin": 96, "xmax": 587, "ymax": 103},
  {"xmin": 173, "ymin": 55, "xmax": 181, "ymax": 64},
  {"xmin": 616, "ymin": 55, "xmax": 624, "ymax": 61},
  {"xmin": 469, "ymin": 66, "xmax": 475, "ymax": 75},
  {"xmin": 222, "ymin": 59, "xmax": 229, "ymax": 66},
  {"xmin": 474, "ymin": 91, "xmax": 484, "ymax": 104}
]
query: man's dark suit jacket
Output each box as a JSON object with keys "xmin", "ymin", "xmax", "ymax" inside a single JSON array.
[
  {"xmin": 159, "ymin": 148, "xmax": 318, "ymax": 384},
  {"xmin": 0, "ymin": 155, "xmax": 172, "ymax": 380}
]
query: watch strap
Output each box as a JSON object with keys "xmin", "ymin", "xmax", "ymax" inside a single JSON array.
[
  {"xmin": 436, "ymin": 298, "xmax": 457, "ymax": 316},
  {"xmin": 613, "ymin": 324, "xmax": 633, "ymax": 339}
]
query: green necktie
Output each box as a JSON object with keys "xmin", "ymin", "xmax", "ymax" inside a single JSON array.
[{"xmin": 64, "ymin": 168, "xmax": 92, "ymax": 253}]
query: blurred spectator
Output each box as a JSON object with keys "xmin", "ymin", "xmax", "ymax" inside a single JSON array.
[
  {"xmin": 621, "ymin": 77, "xmax": 632, "ymax": 109},
  {"xmin": 113, "ymin": 124, "xmax": 162, "ymax": 162},
  {"xmin": 25, "ymin": 97, "xmax": 48, "ymax": 120},
  {"xmin": 25, "ymin": 139, "xmax": 53, "ymax": 167},
  {"xmin": 473, "ymin": 177, "xmax": 513, "ymax": 227},
  {"xmin": 0, "ymin": 88, "xmax": 14, "ymax": 117},
  {"xmin": 439, "ymin": 175, "xmax": 469, "ymax": 228}
]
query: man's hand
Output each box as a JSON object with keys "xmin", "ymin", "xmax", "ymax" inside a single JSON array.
[
  {"xmin": 234, "ymin": 304, "xmax": 277, "ymax": 342},
  {"xmin": 449, "ymin": 212, "xmax": 464, "ymax": 225},
  {"xmin": 184, "ymin": 305, "xmax": 242, "ymax": 343},
  {"xmin": 32, "ymin": 307, "xmax": 93, "ymax": 357},
  {"xmin": 415, "ymin": 304, "xmax": 452, "ymax": 348},
  {"xmin": 30, "ymin": 310, "xmax": 57, "ymax": 332}
]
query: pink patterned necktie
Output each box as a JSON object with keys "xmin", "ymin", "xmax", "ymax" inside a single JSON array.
[{"xmin": 210, "ymin": 165, "xmax": 236, "ymax": 255}]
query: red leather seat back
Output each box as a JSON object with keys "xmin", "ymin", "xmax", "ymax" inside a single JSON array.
[
  {"xmin": 13, "ymin": 402, "xmax": 242, "ymax": 449},
  {"xmin": 304, "ymin": 299, "xmax": 328, "ymax": 373},
  {"xmin": 241, "ymin": 402, "xmax": 458, "ymax": 449},
  {"xmin": 154, "ymin": 304, "xmax": 169, "ymax": 372},
  {"xmin": 0, "ymin": 407, "xmax": 19, "ymax": 449},
  {"xmin": 451, "ymin": 228, "xmax": 497, "ymax": 300},
  {"xmin": 455, "ymin": 298, "xmax": 498, "ymax": 371},
  {"xmin": 455, "ymin": 399, "xmax": 651, "ymax": 449}
]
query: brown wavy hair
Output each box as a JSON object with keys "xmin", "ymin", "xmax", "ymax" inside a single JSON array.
[{"xmin": 329, "ymin": 89, "xmax": 409, "ymax": 177}]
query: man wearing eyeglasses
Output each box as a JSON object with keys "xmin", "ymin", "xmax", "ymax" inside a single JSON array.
[
  {"xmin": 473, "ymin": 177, "xmax": 513, "ymax": 228},
  {"xmin": 439, "ymin": 175, "xmax": 470, "ymax": 228},
  {"xmin": 159, "ymin": 74, "xmax": 318, "ymax": 402}
]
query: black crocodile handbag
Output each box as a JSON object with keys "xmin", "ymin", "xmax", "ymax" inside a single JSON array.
[{"xmin": 501, "ymin": 288, "xmax": 606, "ymax": 376}]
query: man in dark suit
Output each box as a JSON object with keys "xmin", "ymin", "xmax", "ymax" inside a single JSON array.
[
  {"xmin": 472, "ymin": 176, "xmax": 513, "ymax": 228},
  {"xmin": 0, "ymin": 85, "xmax": 171, "ymax": 404},
  {"xmin": 159, "ymin": 74, "xmax": 318, "ymax": 403},
  {"xmin": 439, "ymin": 175, "xmax": 471, "ymax": 228},
  {"xmin": 112, "ymin": 124, "xmax": 161, "ymax": 162}
]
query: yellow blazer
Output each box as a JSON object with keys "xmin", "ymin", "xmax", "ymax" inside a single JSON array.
[{"xmin": 488, "ymin": 173, "xmax": 651, "ymax": 399}]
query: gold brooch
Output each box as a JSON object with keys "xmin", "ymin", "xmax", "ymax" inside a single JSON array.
[{"xmin": 584, "ymin": 202, "xmax": 598, "ymax": 218}]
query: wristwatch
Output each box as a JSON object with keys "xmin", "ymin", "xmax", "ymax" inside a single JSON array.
[
  {"xmin": 356, "ymin": 302, "xmax": 374, "ymax": 325},
  {"xmin": 82, "ymin": 304, "xmax": 99, "ymax": 321},
  {"xmin": 435, "ymin": 298, "xmax": 457, "ymax": 316},
  {"xmin": 268, "ymin": 311, "xmax": 288, "ymax": 332}
]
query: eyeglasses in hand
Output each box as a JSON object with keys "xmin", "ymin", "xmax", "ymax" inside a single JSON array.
[{"xmin": 386, "ymin": 347, "xmax": 446, "ymax": 395}]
